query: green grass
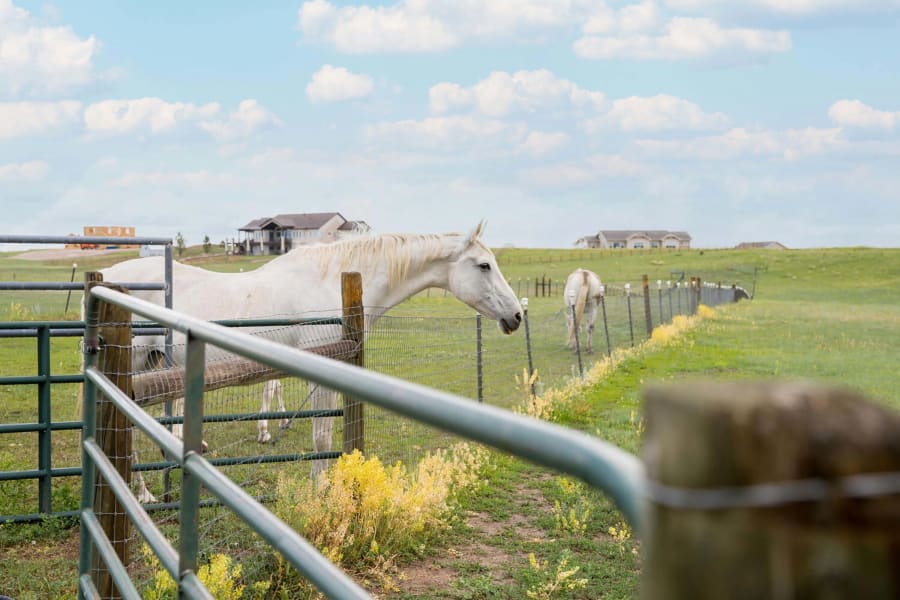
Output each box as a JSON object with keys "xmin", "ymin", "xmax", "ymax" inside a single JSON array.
[{"xmin": 0, "ymin": 244, "xmax": 898, "ymax": 597}]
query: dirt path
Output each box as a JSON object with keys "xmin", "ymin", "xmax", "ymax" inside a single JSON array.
[{"xmin": 12, "ymin": 248, "xmax": 133, "ymax": 261}]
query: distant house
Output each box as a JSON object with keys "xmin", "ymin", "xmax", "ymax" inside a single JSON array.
[
  {"xmin": 735, "ymin": 241, "xmax": 787, "ymax": 250},
  {"xmin": 576, "ymin": 230, "xmax": 692, "ymax": 250},
  {"xmin": 237, "ymin": 212, "xmax": 371, "ymax": 255}
]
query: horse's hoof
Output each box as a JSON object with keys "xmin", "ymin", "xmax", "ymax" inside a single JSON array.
[{"xmin": 257, "ymin": 431, "xmax": 271, "ymax": 444}]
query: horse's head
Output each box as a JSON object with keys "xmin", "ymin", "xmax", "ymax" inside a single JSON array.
[{"xmin": 447, "ymin": 221, "xmax": 522, "ymax": 334}]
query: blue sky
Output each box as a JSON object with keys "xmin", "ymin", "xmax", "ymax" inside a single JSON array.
[{"xmin": 2, "ymin": 0, "xmax": 899, "ymax": 249}]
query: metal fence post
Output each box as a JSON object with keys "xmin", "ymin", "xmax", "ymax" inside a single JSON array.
[
  {"xmin": 179, "ymin": 331, "xmax": 205, "ymax": 594},
  {"xmin": 657, "ymin": 280, "xmax": 663, "ymax": 324},
  {"xmin": 78, "ymin": 272, "xmax": 103, "ymax": 600},
  {"xmin": 696, "ymin": 277, "xmax": 703, "ymax": 313},
  {"xmin": 642, "ymin": 274, "xmax": 653, "ymax": 337},
  {"xmin": 476, "ymin": 313, "xmax": 484, "ymax": 403},
  {"xmin": 521, "ymin": 298, "xmax": 535, "ymax": 399},
  {"xmin": 600, "ymin": 284, "xmax": 612, "ymax": 358},
  {"xmin": 64, "ymin": 262, "xmax": 77, "ymax": 314},
  {"xmin": 676, "ymin": 282, "xmax": 682, "ymax": 315},
  {"xmin": 163, "ymin": 243, "xmax": 174, "ymax": 500},
  {"xmin": 667, "ymin": 280, "xmax": 673, "ymax": 321},
  {"xmin": 37, "ymin": 324, "xmax": 52, "ymax": 514},
  {"xmin": 688, "ymin": 278, "xmax": 696, "ymax": 315},
  {"xmin": 625, "ymin": 283, "xmax": 635, "ymax": 347}
]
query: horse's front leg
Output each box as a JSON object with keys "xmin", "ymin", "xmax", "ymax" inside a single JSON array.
[
  {"xmin": 275, "ymin": 381, "xmax": 289, "ymax": 430},
  {"xmin": 172, "ymin": 397, "xmax": 183, "ymax": 441},
  {"xmin": 566, "ymin": 314, "xmax": 577, "ymax": 349},
  {"xmin": 258, "ymin": 380, "xmax": 287, "ymax": 443},
  {"xmin": 310, "ymin": 386, "xmax": 336, "ymax": 481},
  {"xmin": 586, "ymin": 323, "xmax": 595, "ymax": 353},
  {"xmin": 258, "ymin": 381, "xmax": 273, "ymax": 443},
  {"xmin": 132, "ymin": 429, "xmax": 157, "ymax": 504},
  {"xmin": 171, "ymin": 397, "xmax": 208, "ymax": 452}
]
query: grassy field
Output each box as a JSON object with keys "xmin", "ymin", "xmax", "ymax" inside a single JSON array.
[{"xmin": 0, "ymin": 244, "xmax": 897, "ymax": 598}]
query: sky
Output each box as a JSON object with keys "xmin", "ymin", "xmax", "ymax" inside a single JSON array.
[{"xmin": 1, "ymin": 0, "xmax": 899, "ymax": 250}]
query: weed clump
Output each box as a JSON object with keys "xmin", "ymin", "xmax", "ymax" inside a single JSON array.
[{"xmin": 273, "ymin": 444, "xmax": 489, "ymax": 593}]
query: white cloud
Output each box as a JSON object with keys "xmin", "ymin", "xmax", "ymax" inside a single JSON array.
[
  {"xmin": 199, "ymin": 99, "xmax": 281, "ymax": 141},
  {"xmin": 297, "ymin": 0, "xmax": 457, "ymax": 53},
  {"xmin": 574, "ymin": 16, "xmax": 791, "ymax": 62},
  {"xmin": 0, "ymin": 159, "xmax": 49, "ymax": 181},
  {"xmin": 634, "ymin": 126, "xmax": 843, "ymax": 160},
  {"xmin": 83, "ymin": 97, "xmax": 278, "ymax": 141},
  {"xmin": 523, "ymin": 153, "xmax": 644, "ymax": 186},
  {"xmin": 297, "ymin": 0, "xmax": 593, "ymax": 53},
  {"xmin": 366, "ymin": 115, "xmax": 526, "ymax": 150},
  {"xmin": 665, "ymin": 0, "xmax": 900, "ymax": 17},
  {"xmin": 515, "ymin": 131, "xmax": 570, "ymax": 157},
  {"xmin": 589, "ymin": 94, "xmax": 729, "ymax": 131},
  {"xmin": 0, "ymin": 100, "xmax": 82, "ymax": 139},
  {"xmin": 0, "ymin": 0, "xmax": 101, "ymax": 94},
  {"xmin": 306, "ymin": 64, "xmax": 375, "ymax": 103},
  {"xmin": 828, "ymin": 99, "xmax": 899, "ymax": 131},
  {"xmin": 583, "ymin": 0, "xmax": 661, "ymax": 34},
  {"xmin": 84, "ymin": 98, "xmax": 220, "ymax": 136},
  {"xmin": 429, "ymin": 69, "xmax": 605, "ymax": 117},
  {"xmin": 111, "ymin": 170, "xmax": 241, "ymax": 189}
]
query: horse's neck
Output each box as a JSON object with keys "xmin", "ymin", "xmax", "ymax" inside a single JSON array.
[
  {"xmin": 275, "ymin": 234, "xmax": 457, "ymax": 318},
  {"xmin": 363, "ymin": 237, "xmax": 455, "ymax": 313}
]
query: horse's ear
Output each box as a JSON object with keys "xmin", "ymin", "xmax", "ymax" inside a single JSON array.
[{"xmin": 461, "ymin": 220, "xmax": 486, "ymax": 248}]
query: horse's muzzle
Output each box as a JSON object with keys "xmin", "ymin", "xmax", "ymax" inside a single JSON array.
[{"xmin": 499, "ymin": 312, "xmax": 522, "ymax": 334}]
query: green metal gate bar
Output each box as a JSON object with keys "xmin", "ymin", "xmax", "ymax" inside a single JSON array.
[
  {"xmin": 80, "ymin": 283, "xmax": 645, "ymax": 598},
  {"xmin": 0, "ymin": 315, "xmax": 344, "ymax": 523}
]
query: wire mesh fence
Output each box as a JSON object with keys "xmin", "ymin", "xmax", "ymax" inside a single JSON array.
[{"xmin": 1, "ymin": 266, "xmax": 745, "ymax": 595}]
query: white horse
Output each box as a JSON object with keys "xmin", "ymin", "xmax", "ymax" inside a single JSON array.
[
  {"xmin": 564, "ymin": 268, "xmax": 602, "ymax": 353},
  {"xmin": 92, "ymin": 221, "xmax": 521, "ymax": 502}
]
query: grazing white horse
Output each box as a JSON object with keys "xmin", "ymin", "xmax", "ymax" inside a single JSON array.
[
  {"xmin": 92, "ymin": 221, "xmax": 522, "ymax": 502},
  {"xmin": 564, "ymin": 268, "xmax": 602, "ymax": 353}
]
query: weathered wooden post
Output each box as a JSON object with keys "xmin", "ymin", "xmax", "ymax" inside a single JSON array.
[
  {"xmin": 86, "ymin": 274, "xmax": 133, "ymax": 600},
  {"xmin": 642, "ymin": 381, "xmax": 900, "ymax": 600},
  {"xmin": 642, "ymin": 274, "xmax": 653, "ymax": 337},
  {"xmin": 341, "ymin": 272, "xmax": 365, "ymax": 454}
]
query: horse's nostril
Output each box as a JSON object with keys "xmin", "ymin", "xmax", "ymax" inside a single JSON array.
[{"xmin": 515, "ymin": 312, "xmax": 522, "ymax": 323}]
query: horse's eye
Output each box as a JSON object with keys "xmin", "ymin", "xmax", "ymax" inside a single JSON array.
[{"xmin": 478, "ymin": 262, "xmax": 491, "ymax": 272}]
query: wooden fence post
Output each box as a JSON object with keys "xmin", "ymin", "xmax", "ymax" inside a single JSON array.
[
  {"xmin": 641, "ymin": 381, "xmax": 900, "ymax": 600},
  {"xmin": 642, "ymin": 274, "xmax": 653, "ymax": 337},
  {"xmin": 341, "ymin": 272, "xmax": 365, "ymax": 455},
  {"xmin": 87, "ymin": 275, "xmax": 133, "ymax": 600}
]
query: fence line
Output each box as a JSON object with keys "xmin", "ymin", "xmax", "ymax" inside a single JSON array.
[
  {"xmin": 80, "ymin": 279, "xmax": 645, "ymax": 598},
  {"xmin": 0, "ymin": 270, "xmax": 746, "ymax": 524}
]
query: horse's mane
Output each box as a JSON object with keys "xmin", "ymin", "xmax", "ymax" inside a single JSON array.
[{"xmin": 282, "ymin": 232, "xmax": 470, "ymax": 287}]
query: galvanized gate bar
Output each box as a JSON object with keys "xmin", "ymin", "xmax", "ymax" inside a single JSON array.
[
  {"xmin": 83, "ymin": 438, "xmax": 179, "ymax": 577},
  {"xmin": 0, "ymin": 282, "xmax": 165, "ymax": 291},
  {"xmin": 85, "ymin": 358, "xmax": 369, "ymax": 598},
  {"xmin": 0, "ymin": 234, "xmax": 171, "ymax": 245},
  {"xmin": 84, "ymin": 364, "xmax": 372, "ymax": 599},
  {"xmin": 89, "ymin": 285, "xmax": 647, "ymax": 530}
]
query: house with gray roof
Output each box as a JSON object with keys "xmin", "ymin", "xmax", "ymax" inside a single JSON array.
[
  {"xmin": 237, "ymin": 212, "xmax": 371, "ymax": 255},
  {"xmin": 734, "ymin": 241, "xmax": 787, "ymax": 250},
  {"xmin": 576, "ymin": 230, "xmax": 692, "ymax": 250}
]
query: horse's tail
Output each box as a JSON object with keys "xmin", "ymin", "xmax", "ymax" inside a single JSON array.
[{"xmin": 574, "ymin": 270, "xmax": 590, "ymax": 328}]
